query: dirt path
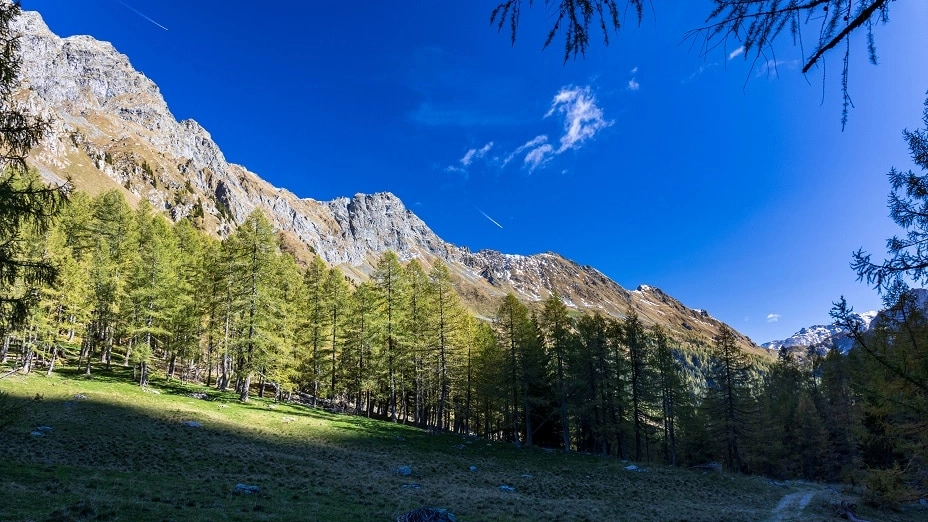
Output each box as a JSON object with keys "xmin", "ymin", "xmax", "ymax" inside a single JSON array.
[{"xmin": 769, "ymin": 490, "xmax": 816, "ymax": 521}]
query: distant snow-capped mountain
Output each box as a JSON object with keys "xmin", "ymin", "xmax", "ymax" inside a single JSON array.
[{"xmin": 761, "ymin": 311, "xmax": 878, "ymax": 353}]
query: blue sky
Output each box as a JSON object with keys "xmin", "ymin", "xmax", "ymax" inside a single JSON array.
[{"xmin": 22, "ymin": 1, "xmax": 928, "ymax": 344}]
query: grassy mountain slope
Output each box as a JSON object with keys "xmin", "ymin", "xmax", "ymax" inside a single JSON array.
[{"xmin": 1, "ymin": 368, "xmax": 909, "ymax": 522}]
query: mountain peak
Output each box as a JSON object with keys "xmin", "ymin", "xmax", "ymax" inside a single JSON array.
[
  {"xmin": 14, "ymin": 8, "xmax": 759, "ymax": 351},
  {"xmin": 761, "ymin": 311, "xmax": 878, "ymax": 353}
]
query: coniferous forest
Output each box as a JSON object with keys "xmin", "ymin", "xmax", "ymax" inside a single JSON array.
[
  {"xmin": 0, "ymin": 183, "xmax": 925, "ymax": 505},
  {"xmin": 1, "ymin": 1, "xmax": 927, "ymax": 511}
]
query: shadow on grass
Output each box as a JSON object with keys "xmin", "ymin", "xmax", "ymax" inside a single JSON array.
[{"xmin": 0, "ymin": 369, "xmax": 883, "ymax": 522}]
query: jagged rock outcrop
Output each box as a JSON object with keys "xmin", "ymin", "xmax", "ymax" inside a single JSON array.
[{"xmin": 13, "ymin": 8, "xmax": 757, "ymax": 350}]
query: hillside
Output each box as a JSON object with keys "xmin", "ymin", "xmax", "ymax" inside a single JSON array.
[
  {"xmin": 13, "ymin": 9, "xmax": 754, "ymax": 350},
  {"xmin": 0, "ymin": 369, "xmax": 887, "ymax": 522}
]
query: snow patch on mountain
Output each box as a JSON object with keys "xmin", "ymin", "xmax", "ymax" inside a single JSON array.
[{"xmin": 761, "ymin": 311, "xmax": 877, "ymax": 353}]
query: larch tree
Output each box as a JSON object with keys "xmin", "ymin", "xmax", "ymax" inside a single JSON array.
[
  {"xmin": 301, "ymin": 254, "xmax": 329, "ymax": 405},
  {"xmin": 403, "ymin": 259, "xmax": 432, "ymax": 425},
  {"xmin": 165, "ymin": 219, "xmax": 206, "ymax": 382},
  {"xmin": 606, "ymin": 317, "xmax": 631, "ymax": 459},
  {"xmin": 494, "ymin": 293, "xmax": 529, "ymax": 444},
  {"xmin": 224, "ymin": 210, "xmax": 281, "ymax": 402},
  {"xmin": 573, "ymin": 313, "xmax": 612, "ymax": 455},
  {"xmin": 199, "ymin": 235, "xmax": 226, "ymax": 387},
  {"xmin": 372, "ymin": 251, "xmax": 408, "ymax": 423},
  {"xmin": 262, "ymin": 252, "xmax": 302, "ymax": 399},
  {"xmin": 838, "ymin": 98, "xmax": 928, "ymax": 498},
  {"xmin": 84, "ymin": 190, "xmax": 136, "ymax": 375},
  {"xmin": 124, "ymin": 202, "xmax": 179, "ymax": 385},
  {"xmin": 0, "ymin": 1, "xmax": 68, "ymax": 328},
  {"xmin": 540, "ymin": 291, "xmax": 573, "ymax": 451},
  {"xmin": 756, "ymin": 348, "xmax": 805, "ymax": 477},
  {"xmin": 323, "ymin": 266, "xmax": 350, "ymax": 402},
  {"xmin": 471, "ymin": 320, "xmax": 507, "ymax": 439},
  {"xmin": 345, "ymin": 281, "xmax": 378, "ymax": 416},
  {"xmin": 703, "ymin": 325, "xmax": 756, "ymax": 472},
  {"xmin": 46, "ymin": 192, "xmax": 93, "ymax": 346},
  {"xmin": 650, "ymin": 325, "xmax": 685, "ymax": 466},
  {"xmin": 429, "ymin": 261, "xmax": 467, "ymax": 432},
  {"xmin": 623, "ymin": 310, "xmax": 652, "ymax": 462}
]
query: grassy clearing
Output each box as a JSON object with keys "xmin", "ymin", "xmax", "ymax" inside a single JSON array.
[{"xmin": 0, "ymin": 366, "xmax": 921, "ymax": 522}]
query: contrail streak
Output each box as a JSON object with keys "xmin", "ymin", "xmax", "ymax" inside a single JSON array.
[
  {"xmin": 475, "ymin": 207, "xmax": 504, "ymax": 229},
  {"xmin": 118, "ymin": 1, "xmax": 169, "ymax": 31}
]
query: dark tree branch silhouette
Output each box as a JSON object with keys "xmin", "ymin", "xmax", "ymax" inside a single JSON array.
[
  {"xmin": 491, "ymin": 1, "xmax": 901, "ymax": 126},
  {"xmin": 0, "ymin": 0, "xmax": 69, "ymax": 326},
  {"xmin": 852, "ymin": 95, "xmax": 928, "ymax": 300}
]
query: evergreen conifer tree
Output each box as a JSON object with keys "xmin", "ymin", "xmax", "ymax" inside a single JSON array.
[{"xmin": 703, "ymin": 325, "xmax": 756, "ymax": 472}]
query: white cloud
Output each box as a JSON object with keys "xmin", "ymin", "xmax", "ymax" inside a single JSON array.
[
  {"xmin": 630, "ymin": 66, "xmax": 638, "ymax": 74},
  {"xmin": 728, "ymin": 46, "xmax": 744, "ymax": 60},
  {"xmin": 460, "ymin": 141, "xmax": 494, "ymax": 166},
  {"xmin": 447, "ymin": 85, "xmax": 611, "ymax": 176},
  {"xmin": 682, "ymin": 63, "xmax": 719, "ymax": 84},
  {"xmin": 766, "ymin": 313, "xmax": 781, "ymax": 323},
  {"xmin": 444, "ymin": 164, "xmax": 467, "ymax": 176},
  {"xmin": 460, "ymin": 149, "xmax": 477, "ymax": 166},
  {"xmin": 524, "ymin": 142, "xmax": 555, "ymax": 171},
  {"xmin": 545, "ymin": 86, "xmax": 613, "ymax": 153},
  {"xmin": 627, "ymin": 78, "xmax": 640, "ymax": 91},
  {"xmin": 755, "ymin": 59, "xmax": 798, "ymax": 78},
  {"xmin": 503, "ymin": 135, "xmax": 549, "ymax": 167}
]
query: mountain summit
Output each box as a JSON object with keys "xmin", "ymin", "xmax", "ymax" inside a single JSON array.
[{"xmin": 13, "ymin": 9, "xmax": 754, "ymax": 349}]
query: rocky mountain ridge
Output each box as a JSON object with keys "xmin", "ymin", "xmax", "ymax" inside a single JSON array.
[
  {"xmin": 13, "ymin": 9, "xmax": 756, "ymax": 350},
  {"xmin": 760, "ymin": 311, "xmax": 877, "ymax": 354}
]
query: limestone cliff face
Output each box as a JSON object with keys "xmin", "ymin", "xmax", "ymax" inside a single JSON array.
[{"xmin": 12, "ymin": 9, "xmax": 756, "ymax": 349}]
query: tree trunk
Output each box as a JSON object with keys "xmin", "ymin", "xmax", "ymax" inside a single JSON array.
[
  {"xmin": 21, "ymin": 343, "xmax": 33, "ymax": 374},
  {"xmin": 167, "ymin": 354, "xmax": 177, "ymax": 380},
  {"xmin": 0, "ymin": 333, "xmax": 11, "ymax": 363},
  {"xmin": 46, "ymin": 344, "xmax": 57, "ymax": 376},
  {"xmin": 124, "ymin": 336, "xmax": 132, "ymax": 367},
  {"xmin": 218, "ymin": 352, "xmax": 230, "ymax": 391},
  {"xmin": 67, "ymin": 315, "xmax": 75, "ymax": 343},
  {"xmin": 239, "ymin": 373, "xmax": 251, "ymax": 402}
]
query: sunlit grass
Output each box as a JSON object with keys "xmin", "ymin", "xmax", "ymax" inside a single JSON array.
[{"xmin": 1, "ymin": 366, "xmax": 920, "ymax": 521}]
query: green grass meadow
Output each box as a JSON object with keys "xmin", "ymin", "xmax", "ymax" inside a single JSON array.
[{"xmin": 0, "ymin": 366, "xmax": 920, "ymax": 522}]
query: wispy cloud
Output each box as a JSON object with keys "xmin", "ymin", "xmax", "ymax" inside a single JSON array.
[
  {"xmin": 503, "ymin": 135, "xmax": 549, "ymax": 167},
  {"xmin": 460, "ymin": 142, "xmax": 494, "ymax": 166},
  {"xmin": 524, "ymin": 142, "xmax": 555, "ymax": 171},
  {"xmin": 545, "ymin": 86, "xmax": 613, "ymax": 154},
  {"xmin": 755, "ymin": 59, "xmax": 799, "ymax": 78},
  {"xmin": 445, "ymin": 84, "xmax": 612, "ymax": 175},
  {"xmin": 627, "ymin": 67, "xmax": 640, "ymax": 91},
  {"xmin": 728, "ymin": 46, "xmax": 744, "ymax": 60},
  {"xmin": 766, "ymin": 313, "xmax": 781, "ymax": 323},
  {"xmin": 756, "ymin": 59, "xmax": 785, "ymax": 78},
  {"xmin": 682, "ymin": 63, "xmax": 719, "ymax": 84}
]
